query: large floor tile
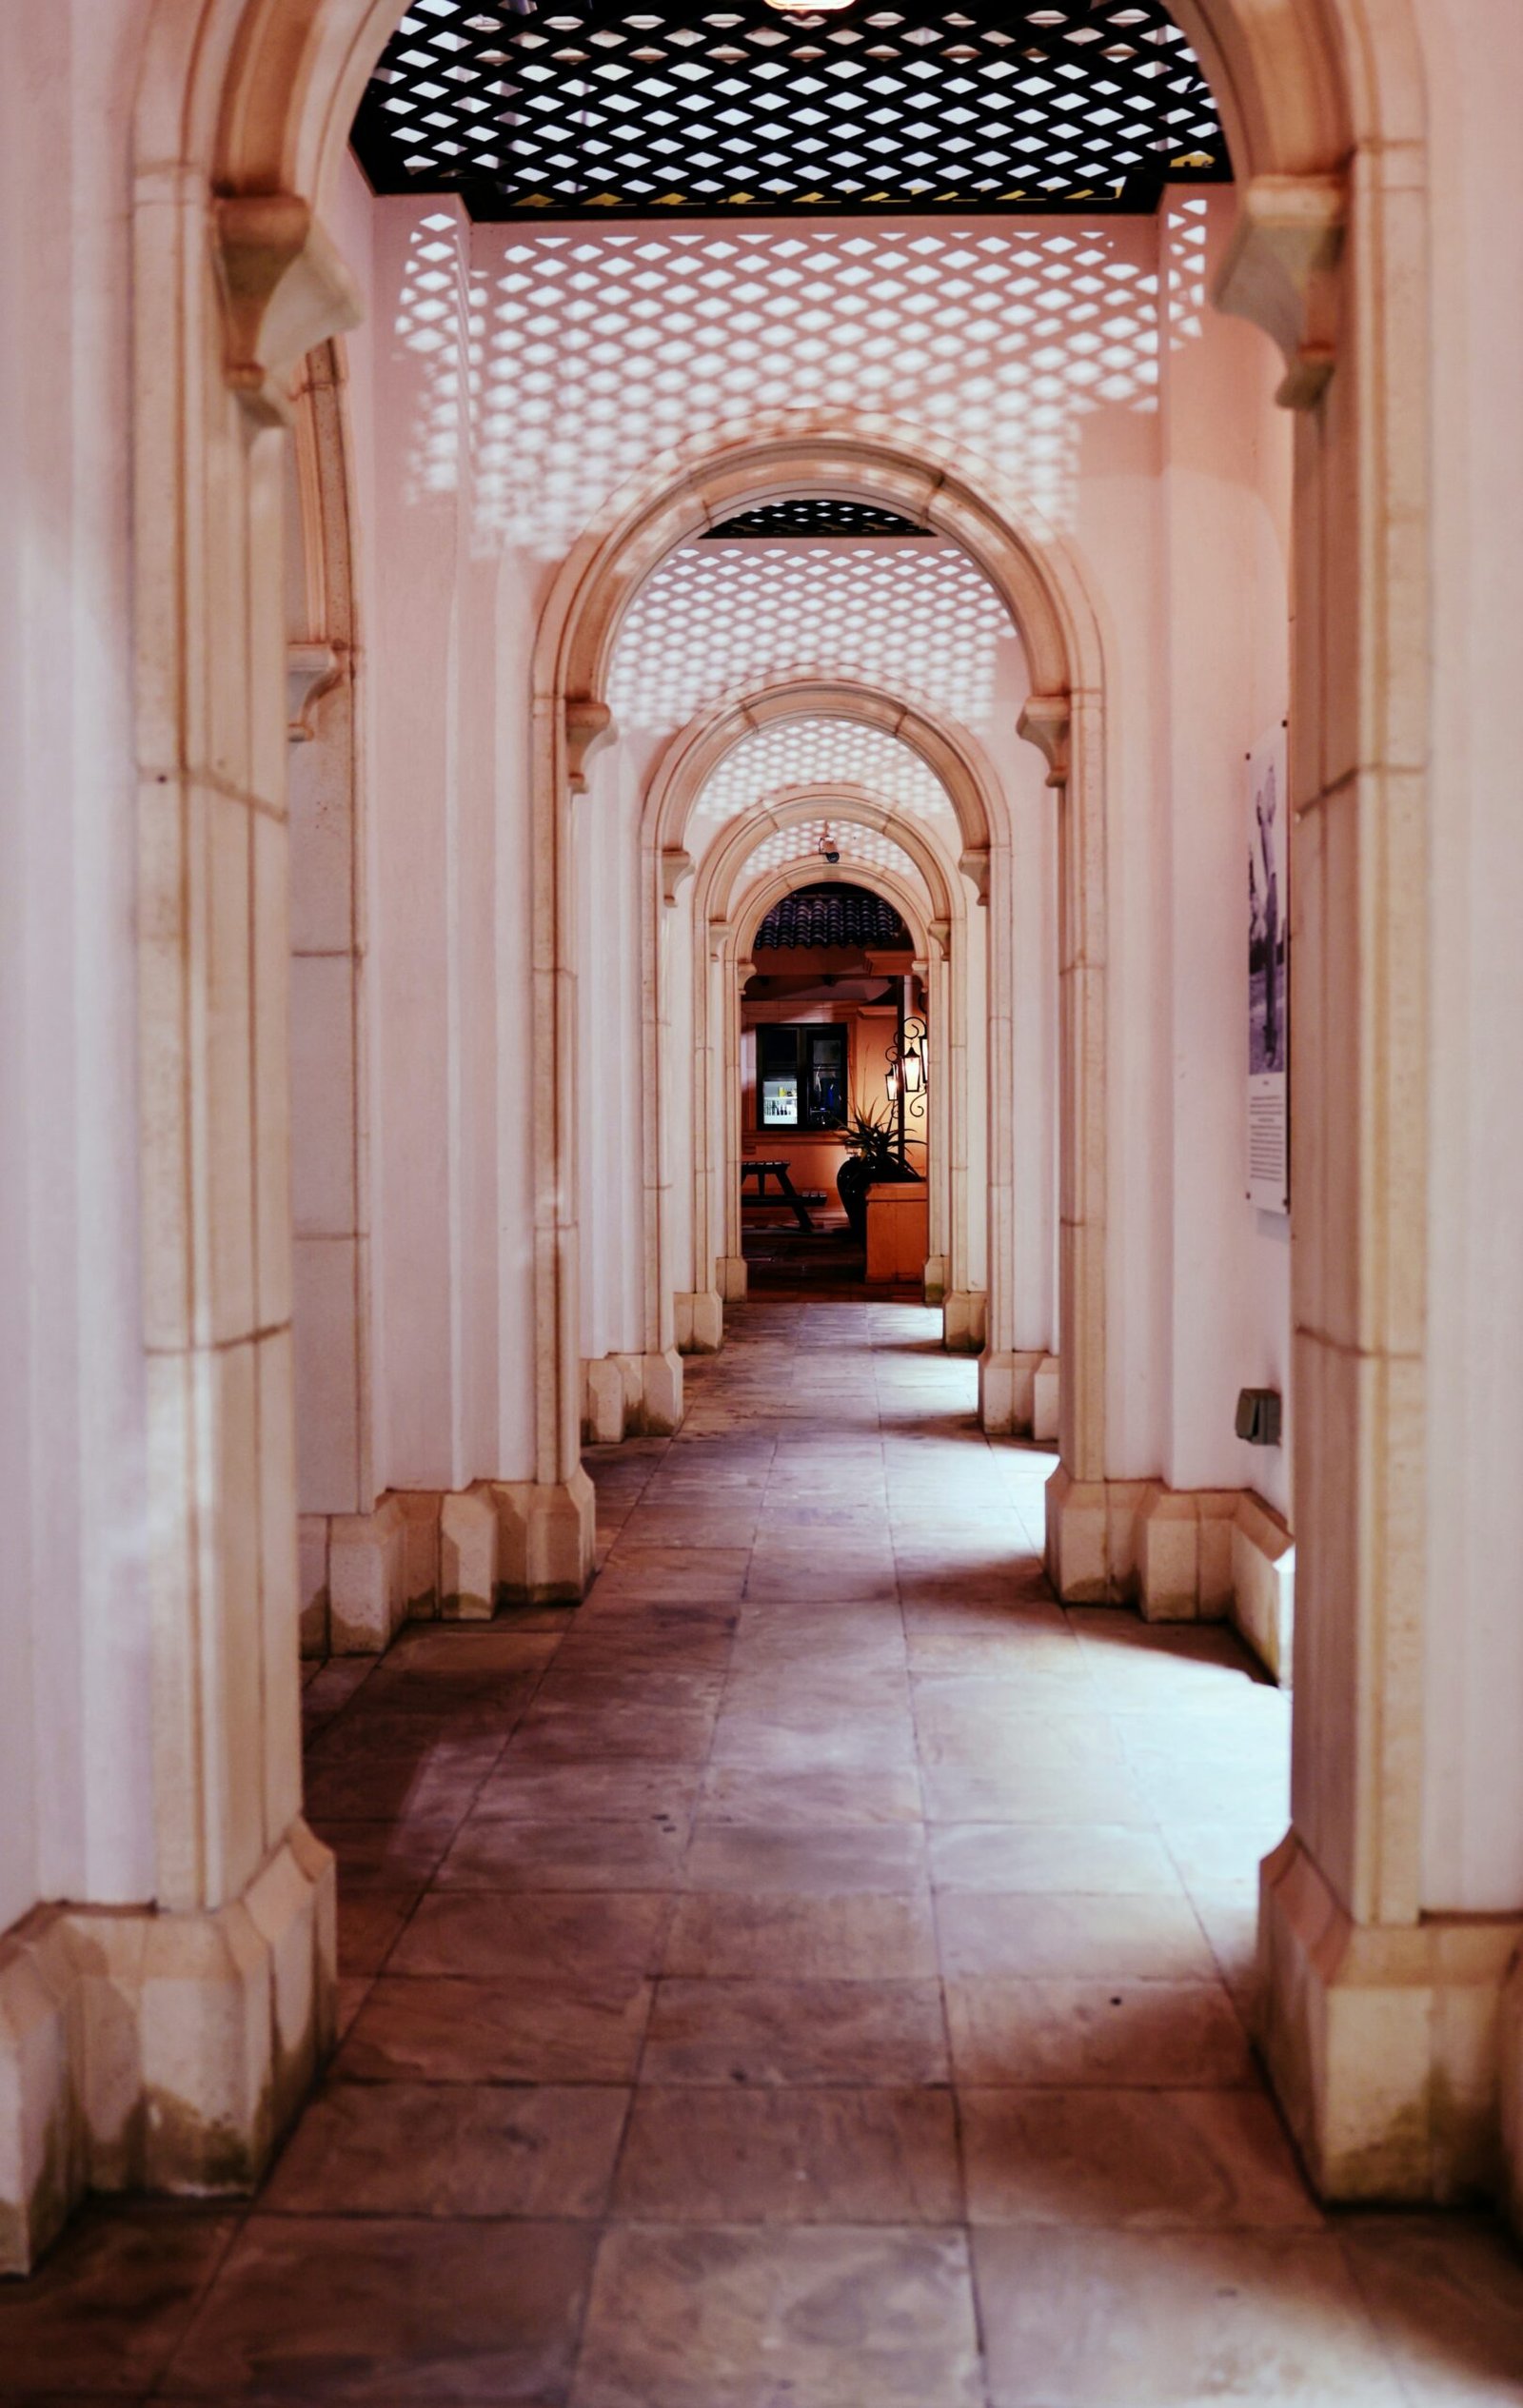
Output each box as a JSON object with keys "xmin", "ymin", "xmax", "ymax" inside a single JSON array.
[
  {"xmin": 705, "ymin": 1712, "xmax": 918, "ymax": 1774},
  {"xmin": 697, "ymin": 1760, "xmax": 923, "ymax": 1826},
  {"xmin": 926, "ymin": 1820, "xmax": 1182, "ymax": 1895},
  {"xmin": 335, "ymin": 1973, "xmax": 652, "ymax": 2083},
  {"xmin": 0, "ymin": 2207, "xmax": 238, "ymax": 2395},
  {"xmin": 972, "ymin": 2226, "xmax": 1407, "ymax": 2406},
  {"xmin": 642, "ymin": 1977, "xmax": 950, "ymax": 2085},
  {"xmin": 1339, "ymin": 2214, "xmax": 1523, "ymax": 2404},
  {"xmin": 503, "ymin": 1701, "xmax": 718, "ymax": 1765},
  {"xmin": 935, "ymin": 1888, "xmax": 1219, "ymax": 1980},
  {"xmin": 664, "ymin": 1890, "xmax": 938, "ymax": 1980},
  {"xmin": 436, "ymin": 1815, "xmax": 690, "ymax": 1890},
  {"xmin": 472, "ymin": 1756, "xmax": 703, "ymax": 1822},
  {"xmin": 390, "ymin": 1891, "xmax": 672, "ymax": 1982},
  {"xmin": 568, "ymin": 2224, "xmax": 984, "ymax": 2408},
  {"xmin": 944, "ymin": 1975, "xmax": 1254, "ymax": 2087},
  {"xmin": 612, "ymin": 2086, "xmax": 961, "ymax": 2224},
  {"xmin": 682, "ymin": 1823, "xmax": 927, "ymax": 1893},
  {"xmin": 162, "ymin": 2217, "xmax": 596, "ymax": 2402},
  {"xmin": 262, "ymin": 2081, "xmax": 627, "ymax": 2218},
  {"xmin": 919, "ymin": 1757, "xmax": 1156, "ymax": 1826},
  {"xmin": 959, "ymin": 2087, "xmax": 1320, "ymax": 2228}
]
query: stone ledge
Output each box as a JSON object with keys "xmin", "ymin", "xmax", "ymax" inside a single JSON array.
[
  {"xmin": 0, "ymin": 1820, "xmax": 334, "ymax": 2274},
  {"xmin": 1260, "ymin": 1829, "xmax": 1522, "ymax": 2206}
]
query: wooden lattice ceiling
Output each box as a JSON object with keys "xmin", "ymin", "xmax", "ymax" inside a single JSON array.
[{"xmin": 351, "ymin": 1, "xmax": 1232, "ymax": 219}]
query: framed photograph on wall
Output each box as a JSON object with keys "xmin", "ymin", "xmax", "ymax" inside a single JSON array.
[{"xmin": 1248, "ymin": 725, "xmax": 1290, "ymax": 1214}]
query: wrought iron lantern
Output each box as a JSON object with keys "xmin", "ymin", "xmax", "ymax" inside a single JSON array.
[{"xmin": 884, "ymin": 1016, "xmax": 928, "ymax": 1121}]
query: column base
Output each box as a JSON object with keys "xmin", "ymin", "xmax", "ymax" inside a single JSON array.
[
  {"xmin": 943, "ymin": 1291, "xmax": 987, "ymax": 1355},
  {"xmin": 1233, "ymin": 1493, "xmax": 1296, "ymax": 1681},
  {"xmin": 0, "ymin": 1820, "xmax": 335, "ymax": 2274},
  {"xmin": 674, "ymin": 1291, "xmax": 723, "ymax": 1354},
  {"xmin": 581, "ymin": 1350, "xmax": 684, "ymax": 1445},
  {"xmin": 922, "ymin": 1256, "xmax": 948, "ymax": 1308},
  {"xmin": 1032, "ymin": 1356, "xmax": 1060, "ymax": 1443},
  {"xmin": 492, "ymin": 1469, "xmax": 595, "ymax": 1604},
  {"xmin": 302, "ymin": 1469, "xmax": 598, "ymax": 1652},
  {"xmin": 1135, "ymin": 1482, "xmax": 1238, "ymax": 1623},
  {"xmin": 716, "ymin": 1255, "xmax": 748, "ymax": 1303},
  {"xmin": 1260, "ymin": 1829, "xmax": 1522, "ymax": 2204},
  {"xmin": 979, "ymin": 1348, "xmax": 1057, "ymax": 1435},
  {"xmin": 1044, "ymin": 1467, "xmax": 1293, "ymax": 1672}
]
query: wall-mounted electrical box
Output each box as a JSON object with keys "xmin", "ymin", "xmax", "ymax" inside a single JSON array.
[{"xmin": 1236, "ymin": 1388, "xmax": 1282, "ymax": 1448}]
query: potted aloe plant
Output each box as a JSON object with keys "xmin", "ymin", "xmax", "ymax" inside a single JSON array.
[{"xmin": 835, "ymin": 1103, "xmax": 923, "ymax": 1245}]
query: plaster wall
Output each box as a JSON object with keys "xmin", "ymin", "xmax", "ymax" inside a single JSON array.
[
  {"xmin": 0, "ymin": 0, "xmax": 155, "ymax": 1925},
  {"xmin": 1417, "ymin": 0, "xmax": 1523, "ymax": 1914},
  {"xmin": 1157, "ymin": 192, "xmax": 1293, "ymax": 1514}
]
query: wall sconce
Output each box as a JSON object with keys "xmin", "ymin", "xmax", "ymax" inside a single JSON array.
[
  {"xmin": 885, "ymin": 1016, "xmax": 928, "ymax": 1116},
  {"xmin": 818, "ymin": 822, "xmax": 841, "ymax": 866}
]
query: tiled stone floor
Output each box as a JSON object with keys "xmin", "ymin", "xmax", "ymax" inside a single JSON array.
[{"xmin": 6, "ymin": 1298, "xmax": 1523, "ymax": 2401}]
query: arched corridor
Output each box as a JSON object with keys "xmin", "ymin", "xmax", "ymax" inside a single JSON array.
[
  {"xmin": 8, "ymin": 1295, "xmax": 1523, "ymax": 2397},
  {"xmin": 7, "ymin": 0, "xmax": 1523, "ymax": 2388}
]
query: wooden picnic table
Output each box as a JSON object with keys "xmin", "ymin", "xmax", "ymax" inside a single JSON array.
[{"xmin": 741, "ymin": 1157, "xmax": 816, "ymax": 1233}]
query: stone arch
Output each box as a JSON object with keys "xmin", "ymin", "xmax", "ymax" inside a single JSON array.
[
  {"xmin": 679, "ymin": 794, "xmax": 970, "ymax": 1361},
  {"xmin": 123, "ymin": 0, "xmax": 1451, "ymax": 2221},
  {"xmin": 636, "ymin": 682, "xmax": 1013, "ymax": 1378},
  {"xmin": 530, "ymin": 419, "xmax": 1106, "ymax": 1600},
  {"xmin": 643, "ymin": 675, "xmax": 1000, "ymax": 893}
]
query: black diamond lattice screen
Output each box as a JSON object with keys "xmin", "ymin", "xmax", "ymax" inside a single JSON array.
[
  {"xmin": 705, "ymin": 501, "xmax": 930, "ymax": 538},
  {"xmin": 351, "ymin": 1, "xmax": 1231, "ymax": 220}
]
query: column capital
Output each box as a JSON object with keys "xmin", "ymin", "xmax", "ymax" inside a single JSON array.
[
  {"xmin": 1018, "ymin": 693, "xmax": 1071, "ymax": 785},
  {"xmin": 1214, "ymin": 174, "xmax": 1346, "ymax": 410},
  {"xmin": 564, "ymin": 698, "xmax": 615, "ymax": 792}
]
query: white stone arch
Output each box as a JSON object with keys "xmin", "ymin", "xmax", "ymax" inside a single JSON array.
[
  {"xmin": 89, "ymin": 0, "xmax": 1470, "ymax": 2258},
  {"xmin": 636, "ymin": 681, "xmax": 1018, "ymax": 1385},
  {"xmin": 678, "ymin": 794, "xmax": 969, "ymax": 1362},
  {"xmin": 529, "ymin": 418, "xmax": 1105, "ymax": 1599}
]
